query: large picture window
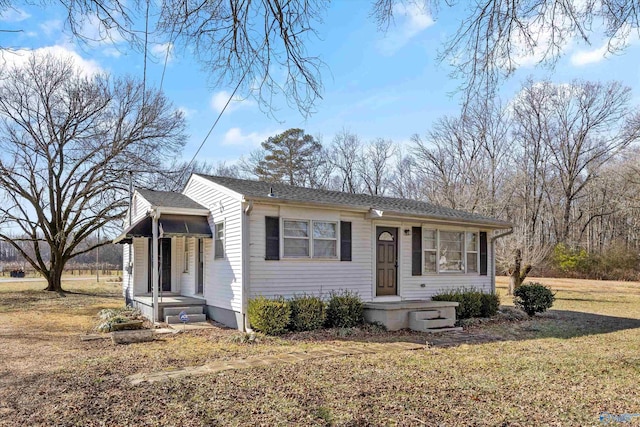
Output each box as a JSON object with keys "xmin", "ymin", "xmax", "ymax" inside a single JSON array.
[
  {"xmin": 283, "ymin": 220, "xmax": 310, "ymax": 257},
  {"xmin": 421, "ymin": 228, "xmax": 479, "ymax": 274}
]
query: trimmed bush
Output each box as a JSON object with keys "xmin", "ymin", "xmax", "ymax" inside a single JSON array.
[
  {"xmin": 480, "ymin": 293, "xmax": 500, "ymax": 317},
  {"xmin": 325, "ymin": 290, "xmax": 364, "ymax": 328},
  {"xmin": 289, "ymin": 294, "xmax": 326, "ymax": 332},
  {"xmin": 513, "ymin": 282, "xmax": 556, "ymax": 316},
  {"xmin": 247, "ymin": 296, "xmax": 291, "ymax": 335},
  {"xmin": 431, "ymin": 288, "xmax": 483, "ymax": 319}
]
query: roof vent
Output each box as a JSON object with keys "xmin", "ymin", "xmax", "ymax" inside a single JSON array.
[{"xmin": 267, "ymin": 187, "xmax": 275, "ymax": 197}]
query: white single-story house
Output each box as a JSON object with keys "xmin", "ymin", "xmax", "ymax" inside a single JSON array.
[{"xmin": 115, "ymin": 174, "xmax": 512, "ymax": 331}]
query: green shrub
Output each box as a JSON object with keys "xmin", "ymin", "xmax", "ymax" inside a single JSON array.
[
  {"xmin": 289, "ymin": 294, "xmax": 326, "ymax": 331},
  {"xmin": 431, "ymin": 288, "xmax": 483, "ymax": 319},
  {"xmin": 480, "ymin": 293, "xmax": 500, "ymax": 317},
  {"xmin": 513, "ymin": 282, "xmax": 556, "ymax": 316},
  {"xmin": 247, "ymin": 296, "xmax": 291, "ymax": 335},
  {"xmin": 325, "ymin": 290, "xmax": 364, "ymax": 328}
]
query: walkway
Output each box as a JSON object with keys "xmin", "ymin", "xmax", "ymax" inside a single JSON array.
[{"xmin": 129, "ymin": 342, "xmax": 424, "ymax": 385}]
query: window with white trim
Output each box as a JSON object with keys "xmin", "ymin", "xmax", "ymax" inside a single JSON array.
[
  {"xmin": 423, "ymin": 229, "xmax": 437, "ymax": 273},
  {"xmin": 466, "ymin": 232, "xmax": 479, "ymax": 273},
  {"xmin": 313, "ymin": 221, "xmax": 337, "ymax": 257},
  {"xmin": 421, "ymin": 228, "xmax": 479, "ymax": 274},
  {"xmin": 214, "ymin": 222, "xmax": 224, "ymax": 259},
  {"xmin": 283, "ymin": 219, "xmax": 310, "ymax": 257},
  {"xmin": 282, "ymin": 219, "xmax": 339, "ymax": 258}
]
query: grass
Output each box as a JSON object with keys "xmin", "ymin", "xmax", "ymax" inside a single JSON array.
[{"xmin": 1, "ymin": 276, "xmax": 639, "ymax": 426}]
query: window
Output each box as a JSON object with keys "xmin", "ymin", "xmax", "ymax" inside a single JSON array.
[
  {"xmin": 423, "ymin": 229, "xmax": 437, "ymax": 273},
  {"xmin": 214, "ymin": 222, "xmax": 224, "ymax": 259},
  {"xmin": 282, "ymin": 219, "xmax": 340, "ymax": 259},
  {"xmin": 283, "ymin": 220, "xmax": 310, "ymax": 257},
  {"xmin": 420, "ymin": 228, "xmax": 480, "ymax": 274},
  {"xmin": 466, "ymin": 232, "xmax": 478, "ymax": 273},
  {"xmin": 439, "ymin": 231, "xmax": 464, "ymax": 272},
  {"xmin": 313, "ymin": 221, "xmax": 337, "ymax": 257},
  {"xmin": 183, "ymin": 238, "xmax": 189, "ymax": 272}
]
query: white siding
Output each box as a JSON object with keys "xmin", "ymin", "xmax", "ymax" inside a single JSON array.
[
  {"xmin": 248, "ymin": 203, "xmax": 373, "ymax": 301},
  {"xmin": 399, "ymin": 222, "xmax": 493, "ymax": 298},
  {"xmin": 179, "ymin": 237, "xmax": 197, "ymax": 296},
  {"xmin": 130, "ymin": 192, "xmax": 151, "ymax": 224},
  {"xmin": 132, "ymin": 237, "xmax": 148, "ymax": 295},
  {"xmin": 122, "ymin": 243, "xmax": 132, "ymax": 301},
  {"xmin": 183, "ymin": 176, "xmax": 243, "ymax": 311}
]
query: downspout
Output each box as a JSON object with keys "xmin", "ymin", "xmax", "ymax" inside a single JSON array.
[
  {"xmin": 241, "ymin": 200, "xmax": 253, "ymax": 332},
  {"xmin": 489, "ymin": 228, "xmax": 513, "ymax": 294},
  {"xmin": 151, "ymin": 208, "xmax": 160, "ymax": 323}
]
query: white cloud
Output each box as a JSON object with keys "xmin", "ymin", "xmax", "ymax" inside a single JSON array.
[
  {"xmin": 39, "ymin": 20, "xmax": 63, "ymax": 37},
  {"xmin": 570, "ymin": 43, "xmax": 609, "ymax": 66},
  {"xmin": 210, "ymin": 90, "xmax": 254, "ymax": 114},
  {"xmin": 1, "ymin": 46, "xmax": 102, "ymax": 77},
  {"xmin": 178, "ymin": 106, "xmax": 197, "ymax": 119},
  {"xmin": 151, "ymin": 42, "xmax": 174, "ymax": 63},
  {"xmin": 377, "ymin": 3, "xmax": 434, "ymax": 55},
  {"xmin": 221, "ymin": 127, "xmax": 273, "ymax": 146},
  {"xmin": 0, "ymin": 7, "xmax": 30, "ymax": 23}
]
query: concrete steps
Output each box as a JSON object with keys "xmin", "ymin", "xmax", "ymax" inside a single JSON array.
[
  {"xmin": 409, "ymin": 309, "xmax": 456, "ymax": 332},
  {"xmin": 164, "ymin": 305, "xmax": 206, "ymax": 324}
]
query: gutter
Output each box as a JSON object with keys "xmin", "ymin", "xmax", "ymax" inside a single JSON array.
[{"xmin": 489, "ymin": 228, "xmax": 514, "ymax": 293}]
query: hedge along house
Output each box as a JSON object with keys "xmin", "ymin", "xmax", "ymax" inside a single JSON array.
[{"xmin": 115, "ymin": 174, "xmax": 512, "ymax": 331}]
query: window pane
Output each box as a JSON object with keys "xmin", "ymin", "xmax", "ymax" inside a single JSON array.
[
  {"xmin": 439, "ymin": 231, "xmax": 464, "ymax": 271},
  {"xmin": 423, "ymin": 237, "xmax": 436, "ymax": 250},
  {"xmin": 424, "ymin": 251, "xmax": 436, "ymax": 272},
  {"xmin": 313, "ymin": 222, "xmax": 336, "ymax": 239},
  {"xmin": 314, "ymin": 239, "xmax": 336, "ymax": 257},
  {"xmin": 423, "ymin": 229, "xmax": 436, "ymax": 240},
  {"xmin": 466, "ymin": 232, "xmax": 477, "ymax": 250},
  {"xmin": 284, "ymin": 220, "xmax": 309, "ymax": 237},
  {"xmin": 284, "ymin": 238, "xmax": 309, "ymax": 257},
  {"xmin": 215, "ymin": 240, "xmax": 224, "ymax": 258},
  {"xmin": 467, "ymin": 252, "xmax": 478, "ymax": 273}
]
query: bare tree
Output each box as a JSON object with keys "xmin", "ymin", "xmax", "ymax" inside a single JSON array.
[
  {"xmin": 360, "ymin": 138, "xmax": 396, "ymax": 196},
  {"xmin": 0, "ymin": 53, "xmax": 185, "ymax": 292},
  {"xmin": 149, "ymin": 159, "xmax": 240, "ymax": 192},
  {"xmin": 374, "ymin": 1, "xmax": 640, "ymax": 103},
  {"xmin": 329, "ymin": 129, "xmax": 363, "ymax": 193}
]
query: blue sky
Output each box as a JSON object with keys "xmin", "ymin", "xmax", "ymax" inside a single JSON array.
[{"xmin": 2, "ymin": 1, "xmax": 640, "ymax": 165}]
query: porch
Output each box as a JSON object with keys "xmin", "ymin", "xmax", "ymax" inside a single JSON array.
[
  {"xmin": 133, "ymin": 294, "xmax": 206, "ymax": 324},
  {"xmin": 363, "ymin": 300, "xmax": 462, "ymax": 332}
]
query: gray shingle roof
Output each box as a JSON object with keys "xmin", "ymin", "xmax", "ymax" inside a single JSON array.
[
  {"xmin": 137, "ymin": 189, "xmax": 207, "ymax": 211},
  {"xmin": 196, "ymin": 175, "xmax": 512, "ymax": 228}
]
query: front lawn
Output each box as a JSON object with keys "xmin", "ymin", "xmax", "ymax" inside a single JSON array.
[{"xmin": 0, "ymin": 276, "xmax": 638, "ymax": 426}]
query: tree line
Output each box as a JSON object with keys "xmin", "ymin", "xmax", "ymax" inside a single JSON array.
[{"xmin": 193, "ymin": 79, "xmax": 640, "ymax": 279}]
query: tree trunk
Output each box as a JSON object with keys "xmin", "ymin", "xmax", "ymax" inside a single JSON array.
[
  {"xmin": 45, "ymin": 268, "xmax": 64, "ymax": 292},
  {"xmin": 507, "ymin": 249, "xmax": 532, "ymax": 295}
]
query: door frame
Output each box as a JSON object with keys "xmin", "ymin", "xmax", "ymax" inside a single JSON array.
[
  {"xmin": 148, "ymin": 237, "xmax": 172, "ymax": 293},
  {"xmin": 374, "ymin": 225, "xmax": 399, "ymax": 297}
]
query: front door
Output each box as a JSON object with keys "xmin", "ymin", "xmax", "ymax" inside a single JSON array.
[
  {"xmin": 159, "ymin": 238, "xmax": 171, "ymax": 292},
  {"xmin": 148, "ymin": 238, "xmax": 172, "ymax": 293},
  {"xmin": 196, "ymin": 238, "xmax": 204, "ymax": 294},
  {"xmin": 376, "ymin": 227, "xmax": 398, "ymax": 296}
]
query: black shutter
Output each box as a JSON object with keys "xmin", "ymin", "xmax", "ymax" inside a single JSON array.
[
  {"xmin": 265, "ymin": 216, "xmax": 280, "ymax": 260},
  {"xmin": 340, "ymin": 221, "xmax": 352, "ymax": 261},
  {"xmin": 479, "ymin": 231, "xmax": 488, "ymax": 276},
  {"xmin": 412, "ymin": 227, "xmax": 422, "ymax": 276}
]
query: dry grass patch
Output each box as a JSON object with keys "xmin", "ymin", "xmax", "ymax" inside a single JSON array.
[{"xmin": 1, "ymin": 276, "xmax": 640, "ymax": 425}]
